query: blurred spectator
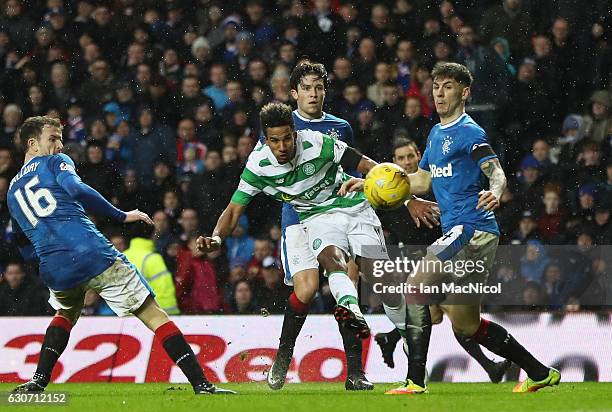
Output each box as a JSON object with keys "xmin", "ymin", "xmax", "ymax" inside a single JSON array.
[
  {"xmin": 536, "ymin": 184, "xmax": 567, "ymax": 243},
  {"xmin": 124, "ymin": 223, "xmax": 180, "ymax": 315},
  {"xmin": 541, "ymin": 262, "xmax": 564, "ymax": 307},
  {"xmin": 367, "ymin": 62, "xmax": 392, "ymax": 108},
  {"xmin": 178, "ymin": 208, "xmax": 200, "ymax": 243},
  {"xmin": 0, "ymin": 147, "xmax": 17, "ymax": 179},
  {"xmin": 584, "ymin": 90, "xmax": 612, "ymax": 144},
  {"xmin": 0, "ymin": 261, "xmax": 52, "ymax": 316},
  {"xmin": 175, "ymin": 236, "xmax": 223, "ymax": 313},
  {"xmin": 127, "ymin": 107, "xmax": 175, "ymax": 187},
  {"xmin": 247, "ymin": 237, "xmax": 274, "ymax": 280},
  {"xmin": 520, "ymin": 280, "xmax": 548, "ymax": 309},
  {"xmin": 78, "ymin": 141, "xmax": 120, "ymax": 200},
  {"xmin": 488, "ymin": 264, "xmax": 524, "ymax": 307},
  {"xmin": 152, "ymin": 210, "xmax": 175, "ymax": 254},
  {"xmin": 225, "ymin": 214, "xmax": 255, "ymax": 268},
  {"xmin": 511, "ymin": 210, "xmax": 539, "ymax": 245},
  {"xmin": 113, "ymin": 169, "xmax": 153, "ymax": 215},
  {"xmin": 255, "ymin": 256, "xmax": 290, "ymax": 314},
  {"xmin": 1, "ymin": 104, "xmax": 22, "ymax": 148},
  {"xmin": 519, "ymin": 240, "xmax": 551, "ymax": 282},
  {"xmin": 395, "ymin": 95, "xmax": 434, "ymax": 148},
  {"xmin": 479, "ymin": 0, "xmax": 533, "ymax": 59},
  {"xmin": 230, "ymin": 279, "xmax": 258, "ymax": 314}
]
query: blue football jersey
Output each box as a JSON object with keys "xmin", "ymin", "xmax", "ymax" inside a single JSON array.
[
  {"xmin": 258, "ymin": 110, "xmax": 355, "ymax": 231},
  {"xmin": 7, "ymin": 154, "xmax": 120, "ymax": 290},
  {"xmin": 418, "ymin": 113, "xmax": 500, "ymax": 235}
]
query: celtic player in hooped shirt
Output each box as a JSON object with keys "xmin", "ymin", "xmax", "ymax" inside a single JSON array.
[{"xmin": 198, "ymin": 102, "xmax": 439, "ymax": 382}]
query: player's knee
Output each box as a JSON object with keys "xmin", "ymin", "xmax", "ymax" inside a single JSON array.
[
  {"xmin": 317, "ymin": 246, "xmax": 348, "ymax": 273},
  {"xmin": 430, "ymin": 311, "xmax": 443, "ymax": 325},
  {"xmin": 294, "ymin": 286, "xmax": 317, "ymax": 304}
]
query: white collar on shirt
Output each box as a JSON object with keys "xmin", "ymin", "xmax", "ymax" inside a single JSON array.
[
  {"xmin": 293, "ymin": 109, "xmax": 326, "ymax": 123},
  {"xmin": 439, "ymin": 112, "xmax": 467, "ymax": 130}
]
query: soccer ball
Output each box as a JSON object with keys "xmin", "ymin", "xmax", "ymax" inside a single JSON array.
[{"xmin": 363, "ymin": 163, "xmax": 411, "ymax": 210}]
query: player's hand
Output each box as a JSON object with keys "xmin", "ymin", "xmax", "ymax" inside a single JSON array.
[
  {"xmin": 476, "ymin": 190, "xmax": 500, "ymax": 211},
  {"xmin": 337, "ymin": 177, "xmax": 364, "ymax": 196},
  {"xmin": 196, "ymin": 236, "xmax": 221, "ymax": 253},
  {"xmin": 407, "ymin": 198, "xmax": 440, "ymax": 229},
  {"xmin": 123, "ymin": 209, "xmax": 153, "ymax": 225}
]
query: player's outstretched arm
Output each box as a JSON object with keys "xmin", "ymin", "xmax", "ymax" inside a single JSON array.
[
  {"xmin": 477, "ymin": 158, "xmax": 507, "ymax": 211},
  {"xmin": 197, "ymin": 202, "xmax": 246, "ymax": 253},
  {"xmin": 60, "ymin": 174, "xmax": 129, "ymax": 222},
  {"xmin": 407, "ymin": 168, "xmax": 432, "ymax": 195}
]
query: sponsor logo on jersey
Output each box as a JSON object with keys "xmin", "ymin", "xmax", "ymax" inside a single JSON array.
[
  {"xmin": 302, "ymin": 177, "xmax": 334, "ymax": 200},
  {"xmin": 430, "ymin": 163, "xmax": 453, "ymax": 178},
  {"xmin": 303, "ymin": 163, "xmax": 315, "ymax": 176},
  {"xmin": 442, "ymin": 136, "xmax": 453, "ymax": 155},
  {"xmin": 275, "ymin": 178, "xmax": 285, "ymax": 184},
  {"xmin": 312, "ymin": 238, "xmax": 322, "ymax": 250},
  {"xmin": 281, "ymin": 192, "xmax": 296, "ymax": 202}
]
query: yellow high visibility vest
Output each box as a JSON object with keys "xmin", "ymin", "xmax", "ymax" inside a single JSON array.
[{"xmin": 124, "ymin": 238, "xmax": 180, "ymax": 315}]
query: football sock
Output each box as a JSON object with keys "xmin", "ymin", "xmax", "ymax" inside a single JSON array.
[
  {"xmin": 338, "ymin": 321, "xmax": 363, "ymax": 376},
  {"xmin": 386, "ymin": 328, "xmax": 402, "ymax": 343},
  {"xmin": 404, "ymin": 304, "xmax": 432, "ymax": 387},
  {"xmin": 453, "ymin": 332, "xmax": 496, "ymax": 371},
  {"xmin": 470, "ymin": 318, "xmax": 549, "ymax": 381},
  {"xmin": 34, "ymin": 316, "xmax": 72, "ymax": 387},
  {"xmin": 328, "ymin": 271, "xmax": 361, "ymax": 311},
  {"xmin": 383, "ymin": 300, "xmax": 408, "ymax": 336},
  {"xmin": 278, "ymin": 293, "xmax": 309, "ymax": 351},
  {"xmin": 155, "ymin": 321, "xmax": 207, "ymax": 387}
]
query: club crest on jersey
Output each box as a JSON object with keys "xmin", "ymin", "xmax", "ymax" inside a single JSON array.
[
  {"xmin": 327, "ymin": 128, "xmax": 340, "ymax": 140},
  {"xmin": 302, "ymin": 163, "xmax": 315, "ymax": 176},
  {"xmin": 442, "ymin": 136, "xmax": 453, "ymax": 155}
]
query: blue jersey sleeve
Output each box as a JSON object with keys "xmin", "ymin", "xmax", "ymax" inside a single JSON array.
[
  {"xmin": 463, "ymin": 126, "xmax": 497, "ymax": 167},
  {"xmin": 341, "ymin": 122, "xmax": 354, "ymax": 145},
  {"xmin": 419, "ymin": 141, "xmax": 430, "ymax": 170},
  {"xmin": 49, "ymin": 153, "xmax": 79, "ymax": 186}
]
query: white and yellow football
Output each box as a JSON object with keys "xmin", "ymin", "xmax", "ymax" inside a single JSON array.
[{"xmin": 363, "ymin": 163, "xmax": 411, "ymax": 210}]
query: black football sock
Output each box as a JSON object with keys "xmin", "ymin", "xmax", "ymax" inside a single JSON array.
[
  {"xmin": 156, "ymin": 321, "xmax": 207, "ymax": 387},
  {"xmin": 404, "ymin": 304, "xmax": 432, "ymax": 387},
  {"xmin": 387, "ymin": 328, "xmax": 402, "ymax": 344},
  {"xmin": 454, "ymin": 332, "xmax": 497, "ymax": 372},
  {"xmin": 278, "ymin": 293, "xmax": 309, "ymax": 352},
  {"xmin": 34, "ymin": 316, "xmax": 73, "ymax": 387},
  {"xmin": 471, "ymin": 319, "xmax": 549, "ymax": 381},
  {"xmin": 338, "ymin": 321, "xmax": 363, "ymax": 376}
]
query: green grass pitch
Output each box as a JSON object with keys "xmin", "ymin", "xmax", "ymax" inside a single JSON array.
[{"xmin": 1, "ymin": 382, "xmax": 611, "ymax": 412}]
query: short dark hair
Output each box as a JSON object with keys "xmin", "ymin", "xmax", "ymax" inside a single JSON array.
[
  {"xmin": 431, "ymin": 62, "xmax": 473, "ymax": 86},
  {"xmin": 290, "ymin": 61, "xmax": 328, "ymax": 91},
  {"xmin": 18, "ymin": 116, "xmax": 63, "ymax": 153},
  {"xmin": 260, "ymin": 103, "xmax": 293, "ymax": 132},
  {"xmin": 392, "ymin": 137, "xmax": 420, "ymax": 155}
]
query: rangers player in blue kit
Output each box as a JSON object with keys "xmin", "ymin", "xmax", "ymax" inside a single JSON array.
[
  {"xmin": 342, "ymin": 62, "xmax": 560, "ymax": 394},
  {"xmin": 8, "ymin": 116, "xmax": 234, "ymax": 395}
]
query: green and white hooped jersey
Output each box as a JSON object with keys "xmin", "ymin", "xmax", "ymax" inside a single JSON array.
[{"xmin": 231, "ymin": 129, "xmax": 368, "ymax": 221}]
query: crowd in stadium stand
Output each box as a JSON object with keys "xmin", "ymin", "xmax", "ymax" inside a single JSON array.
[{"xmin": 0, "ymin": 0, "xmax": 610, "ymax": 316}]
